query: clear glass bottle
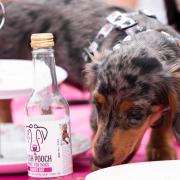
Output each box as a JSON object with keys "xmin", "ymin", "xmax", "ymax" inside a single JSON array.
[{"xmin": 25, "ymin": 33, "xmax": 73, "ymax": 179}]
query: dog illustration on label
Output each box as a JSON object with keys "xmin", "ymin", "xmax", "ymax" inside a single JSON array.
[
  {"xmin": 26, "ymin": 124, "xmax": 48, "ymax": 152},
  {"xmin": 62, "ymin": 123, "xmax": 70, "ymax": 144}
]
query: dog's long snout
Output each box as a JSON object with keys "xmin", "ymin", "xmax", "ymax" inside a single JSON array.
[
  {"xmin": 92, "ymin": 157, "xmax": 114, "ymax": 168},
  {"xmin": 93, "ymin": 145, "xmax": 114, "ymax": 168},
  {"xmin": 92, "ymin": 122, "xmax": 115, "ymax": 168}
]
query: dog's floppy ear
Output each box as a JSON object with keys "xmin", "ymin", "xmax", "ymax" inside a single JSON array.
[
  {"xmin": 164, "ymin": 83, "xmax": 179, "ymax": 142},
  {"xmin": 168, "ymin": 90, "xmax": 178, "ymax": 122},
  {"xmin": 154, "ymin": 74, "xmax": 179, "ymax": 139},
  {"xmin": 152, "ymin": 89, "xmax": 178, "ymax": 128},
  {"xmin": 156, "ymin": 76, "xmax": 178, "ymax": 117}
]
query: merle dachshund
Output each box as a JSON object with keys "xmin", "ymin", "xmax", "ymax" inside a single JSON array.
[{"xmin": 1, "ymin": 0, "xmax": 180, "ymax": 170}]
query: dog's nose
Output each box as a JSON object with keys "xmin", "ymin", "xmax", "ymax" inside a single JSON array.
[
  {"xmin": 32, "ymin": 145, "xmax": 37, "ymax": 151},
  {"xmin": 92, "ymin": 157, "xmax": 114, "ymax": 168}
]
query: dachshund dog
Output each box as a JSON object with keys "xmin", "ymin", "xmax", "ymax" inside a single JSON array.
[
  {"xmin": 85, "ymin": 15, "xmax": 180, "ymax": 170},
  {"xmin": 1, "ymin": 0, "xmax": 180, "ymax": 170}
]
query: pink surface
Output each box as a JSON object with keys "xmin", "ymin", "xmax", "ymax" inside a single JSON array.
[{"xmin": 0, "ymin": 84, "xmax": 180, "ymax": 180}]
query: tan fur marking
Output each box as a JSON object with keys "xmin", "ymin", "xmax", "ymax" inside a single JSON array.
[
  {"xmin": 151, "ymin": 105, "xmax": 164, "ymax": 113},
  {"xmin": 119, "ymin": 99, "xmax": 134, "ymax": 112},
  {"xmin": 111, "ymin": 120, "xmax": 150, "ymax": 164},
  {"xmin": 168, "ymin": 91, "xmax": 178, "ymax": 121},
  {"xmin": 94, "ymin": 92, "xmax": 106, "ymax": 105}
]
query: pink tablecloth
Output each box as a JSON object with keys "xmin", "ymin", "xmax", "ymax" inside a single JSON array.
[{"xmin": 0, "ymin": 84, "xmax": 180, "ymax": 180}]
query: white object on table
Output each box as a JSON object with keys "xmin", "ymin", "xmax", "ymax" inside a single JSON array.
[
  {"xmin": 0, "ymin": 59, "xmax": 68, "ymax": 99},
  {"xmin": 86, "ymin": 160, "xmax": 180, "ymax": 180}
]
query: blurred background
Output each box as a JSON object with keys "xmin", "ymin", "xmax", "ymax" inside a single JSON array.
[{"xmin": 0, "ymin": 0, "xmax": 179, "ymax": 179}]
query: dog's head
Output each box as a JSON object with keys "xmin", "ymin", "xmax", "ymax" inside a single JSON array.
[{"xmin": 85, "ymin": 30, "xmax": 180, "ymax": 168}]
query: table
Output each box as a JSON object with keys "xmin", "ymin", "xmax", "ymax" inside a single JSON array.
[{"xmin": 0, "ymin": 59, "xmax": 68, "ymax": 122}]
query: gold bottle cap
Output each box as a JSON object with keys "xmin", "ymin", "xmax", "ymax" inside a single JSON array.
[{"xmin": 30, "ymin": 33, "xmax": 54, "ymax": 49}]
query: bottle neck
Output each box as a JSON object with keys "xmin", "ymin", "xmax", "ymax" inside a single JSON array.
[{"xmin": 32, "ymin": 48, "xmax": 59, "ymax": 95}]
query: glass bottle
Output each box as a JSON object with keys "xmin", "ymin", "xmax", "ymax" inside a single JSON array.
[{"xmin": 25, "ymin": 33, "xmax": 73, "ymax": 179}]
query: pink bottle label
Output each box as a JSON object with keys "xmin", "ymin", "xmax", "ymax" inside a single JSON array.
[{"xmin": 25, "ymin": 115, "xmax": 73, "ymax": 178}]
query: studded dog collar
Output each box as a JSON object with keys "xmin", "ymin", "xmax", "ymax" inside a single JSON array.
[
  {"xmin": 82, "ymin": 10, "xmax": 156, "ymax": 62},
  {"xmin": 82, "ymin": 10, "xmax": 180, "ymax": 63}
]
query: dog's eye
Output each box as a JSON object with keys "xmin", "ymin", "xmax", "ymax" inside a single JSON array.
[{"xmin": 127, "ymin": 107, "xmax": 144, "ymax": 121}]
